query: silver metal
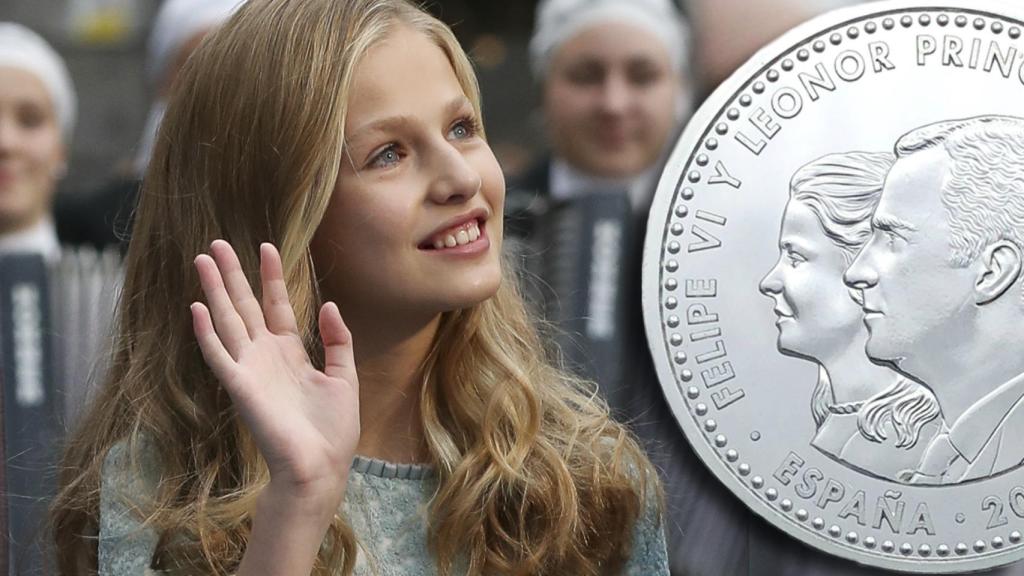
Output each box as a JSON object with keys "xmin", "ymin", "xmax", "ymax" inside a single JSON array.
[{"xmin": 643, "ymin": 1, "xmax": 1024, "ymax": 572}]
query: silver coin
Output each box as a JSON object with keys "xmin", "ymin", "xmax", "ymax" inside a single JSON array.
[{"xmin": 644, "ymin": 1, "xmax": 1024, "ymax": 572}]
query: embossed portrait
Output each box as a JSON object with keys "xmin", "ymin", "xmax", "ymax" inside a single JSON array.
[
  {"xmin": 760, "ymin": 152, "xmax": 941, "ymax": 481},
  {"xmin": 845, "ymin": 115, "xmax": 1024, "ymax": 485}
]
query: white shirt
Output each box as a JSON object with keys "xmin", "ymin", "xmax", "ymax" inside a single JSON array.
[
  {"xmin": 0, "ymin": 217, "xmax": 60, "ymax": 263},
  {"xmin": 549, "ymin": 158, "xmax": 658, "ymax": 212}
]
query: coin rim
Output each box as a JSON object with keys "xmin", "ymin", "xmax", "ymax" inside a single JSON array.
[{"xmin": 642, "ymin": 0, "xmax": 1024, "ymax": 572}]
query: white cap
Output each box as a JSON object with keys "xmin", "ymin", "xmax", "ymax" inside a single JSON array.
[
  {"xmin": 0, "ymin": 22, "xmax": 77, "ymax": 141},
  {"xmin": 146, "ymin": 0, "xmax": 246, "ymax": 89},
  {"xmin": 529, "ymin": 0, "xmax": 689, "ymax": 81}
]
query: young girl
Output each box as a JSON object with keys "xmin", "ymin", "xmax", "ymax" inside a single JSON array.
[{"xmin": 50, "ymin": 1, "xmax": 668, "ymax": 574}]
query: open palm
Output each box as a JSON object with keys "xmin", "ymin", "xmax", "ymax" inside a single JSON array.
[{"xmin": 191, "ymin": 240, "xmax": 360, "ymax": 498}]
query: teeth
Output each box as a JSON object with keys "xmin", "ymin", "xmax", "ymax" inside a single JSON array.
[{"xmin": 430, "ymin": 220, "xmax": 482, "ymax": 249}]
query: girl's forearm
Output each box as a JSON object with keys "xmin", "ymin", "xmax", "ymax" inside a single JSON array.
[{"xmin": 236, "ymin": 479, "xmax": 348, "ymax": 576}]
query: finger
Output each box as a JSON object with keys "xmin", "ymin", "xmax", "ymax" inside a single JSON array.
[
  {"xmin": 260, "ymin": 243, "xmax": 300, "ymax": 335},
  {"xmin": 190, "ymin": 302, "xmax": 238, "ymax": 383},
  {"xmin": 195, "ymin": 253, "xmax": 251, "ymax": 357},
  {"xmin": 210, "ymin": 239, "xmax": 267, "ymax": 338},
  {"xmin": 319, "ymin": 302, "xmax": 357, "ymax": 384}
]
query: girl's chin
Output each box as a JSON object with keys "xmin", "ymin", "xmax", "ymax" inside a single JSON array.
[{"xmin": 436, "ymin": 285, "xmax": 501, "ymax": 313}]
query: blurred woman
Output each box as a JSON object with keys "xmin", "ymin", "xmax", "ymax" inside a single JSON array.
[
  {"xmin": 512, "ymin": 0, "xmax": 690, "ymax": 210},
  {"xmin": 0, "ymin": 22, "xmax": 76, "ymax": 262}
]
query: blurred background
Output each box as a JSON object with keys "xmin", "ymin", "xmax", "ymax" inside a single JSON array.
[{"xmin": 1, "ymin": 0, "xmax": 863, "ymax": 198}]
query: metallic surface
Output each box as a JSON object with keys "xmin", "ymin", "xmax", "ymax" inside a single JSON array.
[{"xmin": 643, "ymin": 1, "xmax": 1024, "ymax": 572}]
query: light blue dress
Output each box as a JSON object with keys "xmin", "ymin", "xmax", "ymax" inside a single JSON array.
[{"xmin": 98, "ymin": 444, "xmax": 669, "ymax": 575}]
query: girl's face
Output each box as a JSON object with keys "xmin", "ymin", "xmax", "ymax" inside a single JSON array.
[
  {"xmin": 759, "ymin": 200, "xmax": 865, "ymax": 362},
  {"xmin": 312, "ymin": 25, "xmax": 505, "ymax": 320},
  {"xmin": 0, "ymin": 66, "xmax": 64, "ymax": 234}
]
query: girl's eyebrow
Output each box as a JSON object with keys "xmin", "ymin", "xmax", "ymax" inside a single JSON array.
[
  {"xmin": 779, "ymin": 237, "xmax": 814, "ymax": 254},
  {"xmin": 347, "ymin": 114, "xmax": 413, "ymax": 144},
  {"xmin": 346, "ymin": 96, "xmax": 472, "ymax": 143}
]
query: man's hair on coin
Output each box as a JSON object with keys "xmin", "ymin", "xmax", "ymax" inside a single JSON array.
[{"xmin": 895, "ymin": 115, "xmax": 1024, "ymax": 269}]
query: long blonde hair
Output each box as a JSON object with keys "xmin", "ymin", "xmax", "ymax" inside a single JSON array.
[{"xmin": 51, "ymin": 1, "xmax": 656, "ymax": 574}]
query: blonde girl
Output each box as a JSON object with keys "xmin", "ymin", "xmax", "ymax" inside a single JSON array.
[{"xmin": 50, "ymin": 0, "xmax": 668, "ymax": 574}]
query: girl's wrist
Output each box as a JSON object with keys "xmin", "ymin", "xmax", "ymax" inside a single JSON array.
[
  {"xmin": 259, "ymin": 473, "xmax": 349, "ymax": 524},
  {"xmin": 238, "ymin": 473, "xmax": 349, "ymax": 575}
]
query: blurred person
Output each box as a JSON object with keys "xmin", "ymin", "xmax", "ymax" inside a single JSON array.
[
  {"xmin": 0, "ymin": 24, "xmax": 77, "ymax": 572},
  {"xmin": 0, "ymin": 22, "xmax": 76, "ymax": 262},
  {"xmin": 505, "ymin": 1, "xmax": 752, "ymax": 575},
  {"xmin": 509, "ymin": 0, "xmax": 690, "ymax": 353},
  {"xmin": 134, "ymin": 0, "xmax": 248, "ymax": 175},
  {"xmin": 56, "ymin": 0, "xmax": 244, "ymax": 250},
  {"xmin": 515, "ymin": 0, "xmax": 689, "ymax": 211}
]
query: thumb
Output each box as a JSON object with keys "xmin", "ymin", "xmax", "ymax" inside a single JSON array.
[{"xmin": 320, "ymin": 302, "xmax": 356, "ymax": 383}]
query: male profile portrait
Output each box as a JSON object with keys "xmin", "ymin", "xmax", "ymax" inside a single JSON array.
[{"xmin": 844, "ymin": 115, "xmax": 1024, "ymax": 485}]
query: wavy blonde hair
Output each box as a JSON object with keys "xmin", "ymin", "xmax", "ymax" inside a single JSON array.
[{"xmin": 50, "ymin": 1, "xmax": 656, "ymax": 574}]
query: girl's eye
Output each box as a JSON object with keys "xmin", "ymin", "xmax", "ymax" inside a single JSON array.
[
  {"xmin": 370, "ymin": 145, "xmax": 401, "ymax": 169},
  {"xmin": 787, "ymin": 251, "xmax": 805, "ymax": 267},
  {"xmin": 448, "ymin": 116, "xmax": 479, "ymax": 141}
]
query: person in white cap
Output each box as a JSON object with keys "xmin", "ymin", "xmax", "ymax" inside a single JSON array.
[
  {"xmin": 57, "ymin": 0, "xmax": 245, "ymax": 250},
  {"xmin": 135, "ymin": 0, "xmax": 248, "ymax": 175},
  {"xmin": 513, "ymin": 0, "xmax": 691, "ymax": 210},
  {"xmin": 506, "ymin": 3, "xmax": 753, "ymax": 575},
  {"xmin": 0, "ymin": 22, "xmax": 77, "ymax": 262}
]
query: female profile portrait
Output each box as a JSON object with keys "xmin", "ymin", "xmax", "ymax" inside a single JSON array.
[
  {"xmin": 50, "ymin": 0, "xmax": 669, "ymax": 574},
  {"xmin": 759, "ymin": 151, "xmax": 942, "ymax": 481}
]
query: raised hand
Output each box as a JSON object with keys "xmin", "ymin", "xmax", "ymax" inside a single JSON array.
[{"xmin": 191, "ymin": 240, "xmax": 360, "ymax": 502}]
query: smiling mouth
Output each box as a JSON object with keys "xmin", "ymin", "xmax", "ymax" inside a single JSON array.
[{"xmin": 421, "ymin": 219, "xmax": 484, "ymax": 250}]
